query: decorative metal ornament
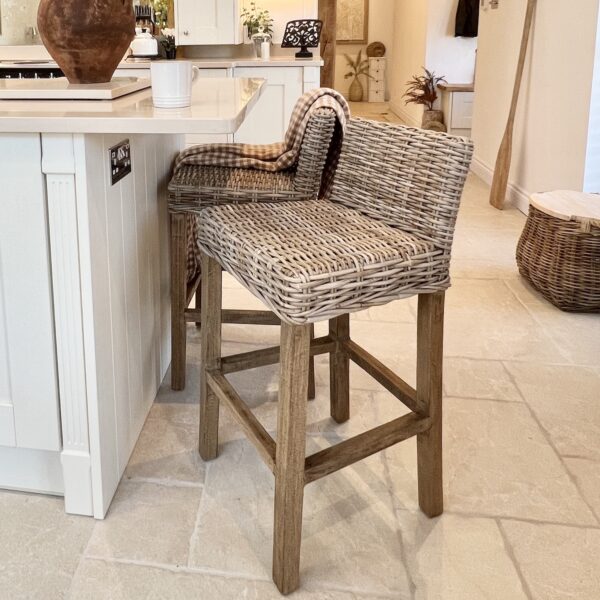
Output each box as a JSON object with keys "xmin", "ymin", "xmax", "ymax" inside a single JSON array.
[{"xmin": 281, "ymin": 19, "xmax": 323, "ymax": 59}]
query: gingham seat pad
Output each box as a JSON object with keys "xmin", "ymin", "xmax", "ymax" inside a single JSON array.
[{"xmin": 197, "ymin": 200, "xmax": 451, "ymax": 324}]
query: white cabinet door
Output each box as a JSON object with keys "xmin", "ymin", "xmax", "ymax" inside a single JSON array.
[
  {"xmin": 233, "ymin": 67, "xmax": 303, "ymax": 144},
  {"xmin": 0, "ymin": 134, "xmax": 63, "ymax": 495},
  {"xmin": 0, "ymin": 134, "xmax": 60, "ymax": 453},
  {"xmin": 176, "ymin": 0, "xmax": 241, "ymax": 45},
  {"xmin": 451, "ymin": 92, "xmax": 475, "ymax": 130}
]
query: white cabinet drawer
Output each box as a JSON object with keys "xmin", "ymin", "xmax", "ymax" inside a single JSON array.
[
  {"xmin": 451, "ymin": 92, "xmax": 474, "ymax": 129},
  {"xmin": 369, "ymin": 79, "xmax": 385, "ymax": 92}
]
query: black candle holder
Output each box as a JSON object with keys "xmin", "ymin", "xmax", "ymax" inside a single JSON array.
[{"xmin": 281, "ymin": 20, "xmax": 323, "ymax": 60}]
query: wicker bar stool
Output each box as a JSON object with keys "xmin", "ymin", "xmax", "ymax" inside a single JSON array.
[
  {"xmin": 194, "ymin": 119, "xmax": 473, "ymax": 594},
  {"xmin": 168, "ymin": 107, "xmax": 337, "ymax": 390}
]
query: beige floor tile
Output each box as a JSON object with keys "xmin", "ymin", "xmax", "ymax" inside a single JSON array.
[
  {"xmin": 505, "ymin": 279, "xmax": 600, "ymax": 367},
  {"xmin": 451, "ymin": 226, "xmax": 523, "ymax": 281},
  {"xmin": 125, "ymin": 403, "xmax": 205, "ymax": 485},
  {"xmin": 443, "ymin": 358, "xmax": 521, "ymax": 401},
  {"xmin": 0, "ymin": 492, "xmax": 94, "ymax": 600},
  {"xmin": 444, "ymin": 279, "xmax": 567, "ymax": 362},
  {"xmin": 68, "ymin": 558, "xmax": 363, "ymax": 599},
  {"xmin": 564, "ymin": 458, "xmax": 600, "ymax": 521},
  {"xmin": 384, "ymin": 397, "xmax": 596, "ymax": 525},
  {"xmin": 85, "ymin": 482, "xmax": 201, "ymax": 566},
  {"xmin": 398, "ymin": 512, "xmax": 528, "ymax": 600},
  {"xmin": 504, "ymin": 362, "xmax": 600, "ymax": 460},
  {"xmin": 501, "ymin": 520, "xmax": 600, "ymax": 600},
  {"xmin": 189, "ymin": 439, "xmax": 412, "ymax": 596}
]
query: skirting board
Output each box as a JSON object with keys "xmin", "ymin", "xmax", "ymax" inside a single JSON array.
[
  {"xmin": 388, "ymin": 101, "xmax": 421, "ymax": 128},
  {"xmin": 471, "ymin": 155, "xmax": 530, "ymax": 215},
  {"xmin": 0, "ymin": 447, "xmax": 63, "ymax": 495}
]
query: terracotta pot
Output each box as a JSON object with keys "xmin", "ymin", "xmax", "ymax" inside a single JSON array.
[
  {"xmin": 348, "ymin": 77, "xmax": 364, "ymax": 102},
  {"xmin": 37, "ymin": 0, "xmax": 135, "ymax": 84}
]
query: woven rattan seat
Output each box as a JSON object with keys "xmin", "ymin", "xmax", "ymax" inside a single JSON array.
[
  {"xmin": 197, "ymin": 119, "xmax": 474, "ymax": 324},
  {"xmin": 198, "ymin": 199, "xmax": 445, "ymax": 323},
  {"xmin": 169, "ymin": 165, "xmax": 300, "ymax": 211}
]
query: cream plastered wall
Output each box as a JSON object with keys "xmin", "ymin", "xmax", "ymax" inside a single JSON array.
[
  {"xmin": 471, "ymin": 0, "xmax": 600, "ymax": 210},
  {"xmin": 584, "ymin": 4, "xmax": 600, "ymax": 192},
  {"xmin": 334, "ymin": 0, "xmax": 396, "ymax": 99},
  {"xmin": 388, "ymin": 0, "xmax": 429, "ymax": 124}
]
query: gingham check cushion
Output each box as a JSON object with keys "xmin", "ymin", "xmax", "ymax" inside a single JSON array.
[
  {"xmin": 174, "ymin": 88, "xmax": 349, "ymax": 178},
  {"xmin": 176, "ymin": 88, "xmax": 350, "ymax": 282}
]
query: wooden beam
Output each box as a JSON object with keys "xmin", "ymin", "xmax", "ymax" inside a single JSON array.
[
  {"xmin": 343, "ymin": 340, "xmax": 427, "ymax": 416},
  {"xmin": 220, "ymin": 336, "xmax": 336, "ymax": 374},
  {"xmin": 416, "ymin": 292, "xmax": 445, "ymax": 517},
  {"xmin": 319, "ymin": 0, "xmax": 337, "ymax": 88},
  {"xmin": 206, "ymin": 369, "xmax": 276, "ymax": 472},
  {"xmin": 170, "ymin": 213, "xmax": 188, "ymax": 391},
  {"xmin": 329, "ymin": 315, "xmax": 350, "ymax": 423},
  {"xmin": 185, "ymin": 308, "xmax": 281, "ymax": 325},
  {"xmin": 305, "ymin": 413, "xmax": 432, "ymax": 484},
  {"xmin": 199, "ymin": 255, "xmax": 222, "ymax": 461},
  {"xmin": 273, "ymin": 323, "xmax": 311, "ymax": 594}
]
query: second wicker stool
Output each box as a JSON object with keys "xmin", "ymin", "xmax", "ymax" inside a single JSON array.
[
  {"xmin": 168, "ymin": 104, "xmax": 338, "ymax": 390},
  {"xmin": 194, "ymin": 119, "xmax": 473, "ymax": 594}
]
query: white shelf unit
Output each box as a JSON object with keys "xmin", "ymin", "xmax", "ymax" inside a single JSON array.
[{"xmin": 368, "ymin": 57, "xmax": 386, "ymax": 103}]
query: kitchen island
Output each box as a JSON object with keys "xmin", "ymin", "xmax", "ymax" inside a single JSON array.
[{"xmin": 0, "ymin": 77, "xmax": 264, "ymax": 518}]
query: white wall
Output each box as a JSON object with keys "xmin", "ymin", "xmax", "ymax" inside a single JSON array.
[
  {"xmin": 389, "ymin": 0, "xmax": 477, "ymax": 126},
  {"xmin": 427, "ymin": 0, "xmax": 477, "ymax": 83},
  {"xmin": 471, "ymin": 0, "xmax": 600, "ymax": 209},
  {"xmin": 334, "ymin": 0, "xmax": 396, "ymax": 98}
]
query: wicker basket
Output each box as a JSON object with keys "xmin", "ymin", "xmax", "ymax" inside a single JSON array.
[{"xmin": 516, "ymin": 193, "xmax": 600, "ymax": 313}]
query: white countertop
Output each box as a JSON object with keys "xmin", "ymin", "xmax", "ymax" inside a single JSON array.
[
  {"xmin": 0, "ymin": 56, "xmax": 324, "ymax": 70},
  {"xmin": 0, "ymin": 77, "xmax": 265, "ymax": 135}
]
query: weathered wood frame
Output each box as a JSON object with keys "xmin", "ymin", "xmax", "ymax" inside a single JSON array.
[{"xmin": 199, "ymin": 253, "xmax": 445, "ymax": 594}]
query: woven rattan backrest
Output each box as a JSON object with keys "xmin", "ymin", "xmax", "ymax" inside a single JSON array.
[
  {"xmin": 293, "ymin": 108, "xmax": 337, "ymax": 197},
  {"xmin": 329, "ymin": 119, "xmax": 474, "ymax": 251}
]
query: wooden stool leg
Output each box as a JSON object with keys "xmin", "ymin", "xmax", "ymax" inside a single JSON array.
[
  {"xmin": 195, "ymin": 283, "xmax": 202, "ymax": 327},
  {"xmin": 199, "ymin": 253, "xmax": 222, "ymax": 461},
  {"xmin": 416, "ymin": 292, "xmax": 445, "ymax": 518},
  {"xmin": 273, "ymin": 323, "xmax": 310, "ymax": 595},
  {"xmin": 329, "ymin": 314, "xmax": 350, "ymax": 423},
  {"xmin": 170, "ymin": 213, "xmax": 187, "ymax": 391},
  {"xmin": 308, "ymin": 324, "xmax": 316, "ymax": 401}
]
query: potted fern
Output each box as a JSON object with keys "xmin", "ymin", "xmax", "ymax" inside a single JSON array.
[
  {"xmin": 344, "ymin": 50, "xmax": 371, "ymax": 102},
  {"xmin": 403, "ymin": 68, "xmax": 447, "ymax": 129}
]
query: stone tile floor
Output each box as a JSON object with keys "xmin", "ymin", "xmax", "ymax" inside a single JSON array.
[{"xmin": 1, "ymin": 174, "xmax": 600, "ymax": 599}]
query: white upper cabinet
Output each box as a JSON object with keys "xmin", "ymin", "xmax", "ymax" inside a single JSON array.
[{"xmin": 175, "ymin": 0, "xmax": 242, "ymax": 45}]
